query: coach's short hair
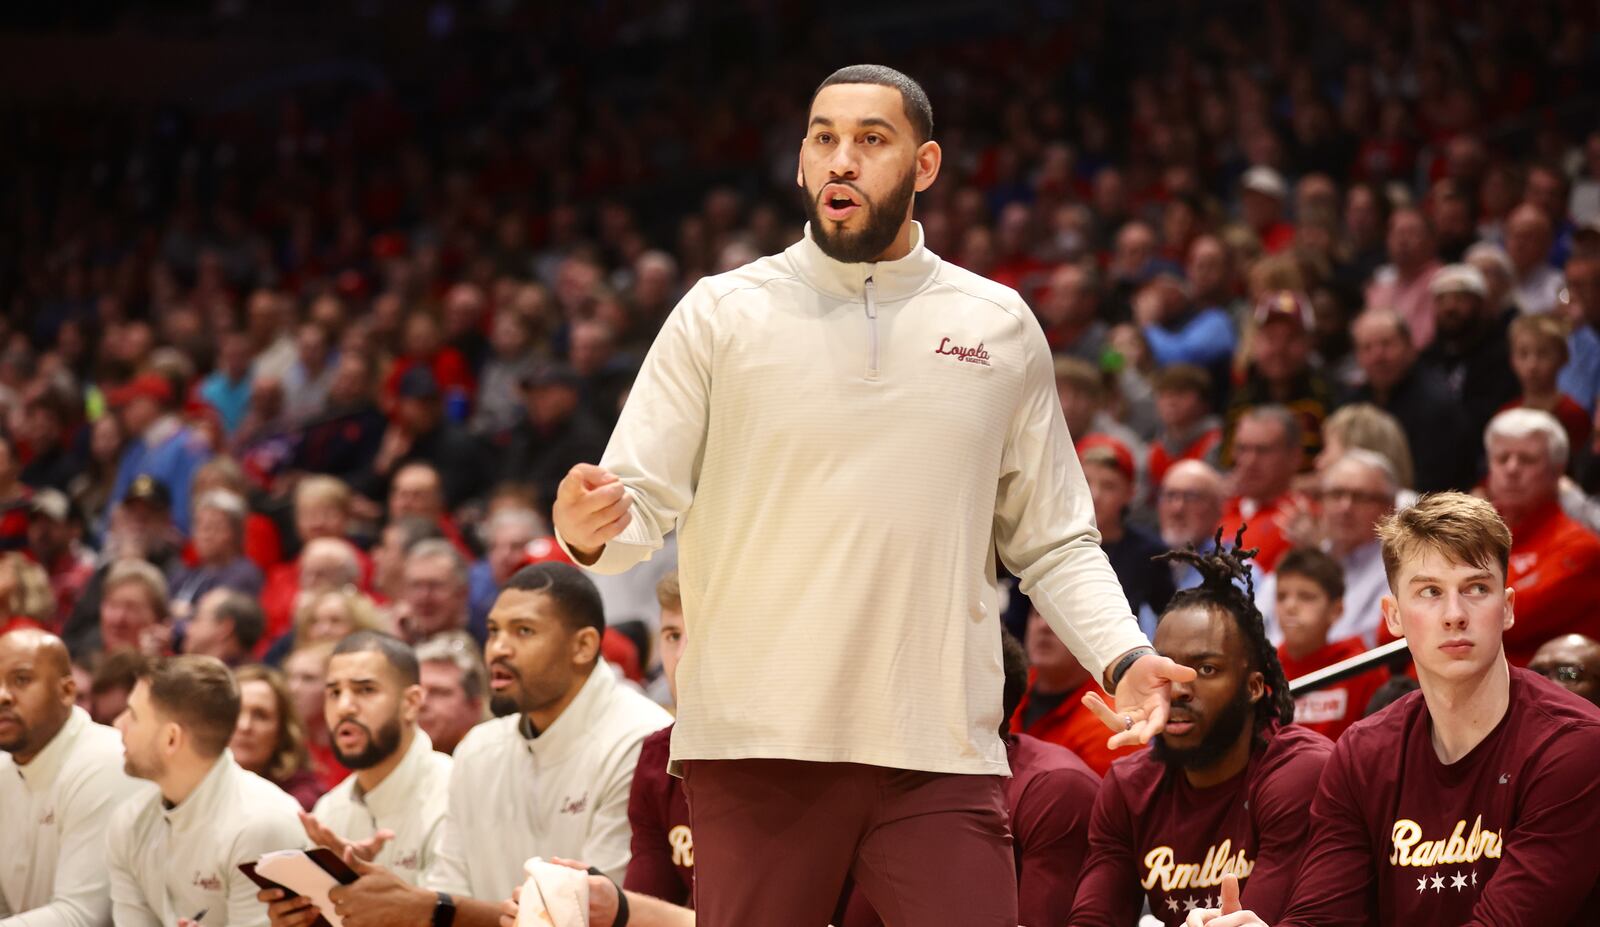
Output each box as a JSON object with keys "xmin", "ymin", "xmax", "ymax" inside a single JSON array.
[
  {"xmin": 333, "ymin": 630, "xmax": 420, "ymax": 687},
  {"xmin": 813, "ymin": 64, "xmax": 933, "ymax": 143},
  {"xmin": 141, "ymin": 655, "xmax": 240, "ymax": 758},
  {"xmin": 503, "ymin": 562, "xmax": 605, "ymax": 636},
  {"xmin": 1376, "ymin": 491, "xmax": 1512, "ymax": 591}
]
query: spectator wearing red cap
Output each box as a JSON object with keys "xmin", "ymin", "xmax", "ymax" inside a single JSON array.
[
  {"xmin": 1080, "ymin": 435, "xmax": 1175, "ymax": 637},
  {"xmin": 1223, "ymin": 292, "xmax": 1333, "ymax": 471},
  {"xmin": 106, "ymin": 372, "xmax": 212, "ymax": 535}
]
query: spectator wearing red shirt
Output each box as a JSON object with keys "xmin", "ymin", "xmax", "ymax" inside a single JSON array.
[
  {"xmin": 1011, "ymin": 606, "xmax": 1141, "ymax": 775},
  {"xmin": 1148, "ymin": 365, "xmax": 1224, "ymax": 489},
  {"xmin": 1220, "ymin": 407, "xmax": 1305, "ymax": 573},
  {"xmin": 1070, "ymin": 541, "xmax": 1331, "ymax": 926},
  {"xmin": 1500, "ymin": 313, "xmax": 1590, "ymax": 462},
  {"xmin": 1205, "ymin": 493, "xmax": 1600, "ymax": 927},
  {"xmin": 1483, "ymin": 408, "xmax": 1600, "ymax": 665},
  {"xmin": 1272, "ymin": 547, "xmax": 1389, "ymax": 741},
  {"xmin": 260, "ymin": 477, "xmax": 367, "ymax": 638},
  {"xmin": 0, "ymin": 434, "xmax": 33, "ymax": 553},
  {"xmin": 382, "ymin": 309, "xmax": 475, "ymax": 410},
  {"xmin": 1238, "ymin": 167, "xmax": 1295, "ymax": 255}
]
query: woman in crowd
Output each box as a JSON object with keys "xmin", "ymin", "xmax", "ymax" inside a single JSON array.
[{"xmin": 231, "ymin": 663, "xmax": 329, "ymax": 810}]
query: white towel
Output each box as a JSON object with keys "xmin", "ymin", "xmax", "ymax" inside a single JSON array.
[{"xmin": 515, "ymin": 857, "xmax": 590, "ymax": 927}]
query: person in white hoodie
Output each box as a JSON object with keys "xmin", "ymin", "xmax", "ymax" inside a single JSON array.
[
  {"xmin": 0, "ymin": 628, "xmax": 148, "ymax": 927},
  {"xmin": 553, "ymin": 63, "xmax": 1195, "ymax": 927}
]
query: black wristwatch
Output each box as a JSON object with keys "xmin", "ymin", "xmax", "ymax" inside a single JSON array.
[
  {"xmin": 432, "ymin": 891, "xmax": 456, "ymax": 927},
  {"xmin": 1107, "ymin": 646, "xmax": 1156, "ymax": 692}
]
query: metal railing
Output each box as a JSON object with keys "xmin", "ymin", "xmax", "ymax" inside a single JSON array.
[{"xmin": 1287, "ymin": 639, "xmax": 1411, "ymax": 695}]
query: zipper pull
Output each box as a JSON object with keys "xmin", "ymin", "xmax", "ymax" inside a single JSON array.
[{"xmin": 864, "ymin": 276, "xmax": 879, "ymax": 379}]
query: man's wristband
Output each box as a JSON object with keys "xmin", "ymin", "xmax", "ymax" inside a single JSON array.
[
  {"xmin": 432, "ymin": 891, "xmax": 455, "ymax": 927},
  {"xmin": 587, "ymin": 867, "xmax": 629, "ymax": 927},
  {"xmin": 1107, "ymin": 646, "xmax": 1156, "ymax": 692}
]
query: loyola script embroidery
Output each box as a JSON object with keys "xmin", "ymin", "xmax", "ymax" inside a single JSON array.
[{"xmin": 934, "ymin": 337, "xmax": 992, "ymax": 366}]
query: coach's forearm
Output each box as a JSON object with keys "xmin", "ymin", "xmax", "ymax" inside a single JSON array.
[
  {"xmin": 452, "ymin": 896, "xmax": 510, "ymax": 927},
  {"xmin": 624, "ymin": 890, "xmax": 697, "ymax": 927}
]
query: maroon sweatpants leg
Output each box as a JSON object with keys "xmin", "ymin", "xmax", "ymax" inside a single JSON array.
[
  {"xmin": 848, "ymin": 769, "xmax": 1017, "ymax": 927},
  {"xmin": 684, "ymin": 759, "xmax": 872, "ymax": 927}
]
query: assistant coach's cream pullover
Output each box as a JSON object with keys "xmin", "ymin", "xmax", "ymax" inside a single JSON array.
[
  {"xmin": 560, "ymin": 222, "xmax": 1151, "ymax": 777},
  {"xmin": 309, "ymin": 729, "xmax": 451, "ymax": 884}
]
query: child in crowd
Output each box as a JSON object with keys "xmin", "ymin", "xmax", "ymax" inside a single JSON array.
[
  {"xmin": 1272, "ymin": 547, "xmax": 1389, "ymax": 740},
  {"xmin": 1502, "ymin": 313, "xmax": 1590, "ymax": 462},
  {"xmin": 1146, "ymin": 364, "xmax": 1224, "ymax": 488}
]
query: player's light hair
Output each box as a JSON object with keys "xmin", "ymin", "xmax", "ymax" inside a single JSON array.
[
  {"xmin": 1484, "ymin": 407, "xmax": 1568, "ymax": 472},
  {"xmin": 1376, "ymin": 492, "xmax": 1512, "ymax": 592}
]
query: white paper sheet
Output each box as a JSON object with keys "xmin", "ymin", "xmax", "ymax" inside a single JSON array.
[{"xmin": 256, "ymin": 850, "xmax": 347, "ymax": 927}]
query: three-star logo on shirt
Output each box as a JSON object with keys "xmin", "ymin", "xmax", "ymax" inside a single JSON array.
[{"xmin": 1414, "ymin": 869, "xmax": 1478, "ymax": 893}]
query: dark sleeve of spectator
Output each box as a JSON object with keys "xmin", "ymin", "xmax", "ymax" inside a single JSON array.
[
  {"xmin": 1065, "ymin": 768, "xmax": 1144, "ymax": 927},
  {"xmin": 1014, "ymin": 766, "xmax": 1099, "ymax": 926}
]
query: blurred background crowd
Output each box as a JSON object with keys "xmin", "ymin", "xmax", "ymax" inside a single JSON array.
[{"xmin": 2, "ymin": 0, "xmax": 1600, "ymax": 803}]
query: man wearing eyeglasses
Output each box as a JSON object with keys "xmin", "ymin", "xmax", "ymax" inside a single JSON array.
[
  {"xmin": 1528, "ymin": 633, "xmax": 1600, "ymax": 706},
  {"xmin": 1258, "ymin": 450, "xmax": 1398, "ymax": 648}
]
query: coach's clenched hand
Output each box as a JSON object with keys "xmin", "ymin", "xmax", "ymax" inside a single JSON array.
[{"xmin": 553, "ymin": 463, "xmax": 633, "ymax": 564}]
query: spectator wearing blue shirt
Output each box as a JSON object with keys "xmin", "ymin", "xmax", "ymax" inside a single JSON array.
[
  {"xmin": 197, "ymin": 331, "xmax": 254, "ymax": 436},
  {"xmin": 108, "ymin": 373, "xmax": 212, "ymax": 535}
]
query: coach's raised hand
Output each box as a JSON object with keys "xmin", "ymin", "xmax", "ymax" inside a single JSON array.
[{"xmin": 553, "ymin": 463, "xmax": 633, "ymax": 564}]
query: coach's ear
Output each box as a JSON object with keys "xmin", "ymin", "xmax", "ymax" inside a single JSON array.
[{"xmin": 1380, "ymin": 594, "xmax": 1404, "ymax": 640}]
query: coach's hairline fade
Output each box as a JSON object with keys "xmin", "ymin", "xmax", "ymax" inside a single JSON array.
[{"xmin": 812, "ymin": 64, "xmax": 933, "ymax": 143}]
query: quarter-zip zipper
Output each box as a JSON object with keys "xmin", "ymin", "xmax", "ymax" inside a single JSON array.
[{"xmin": 864, "ymin": 275, "xmax": 879, "ymax": 380}]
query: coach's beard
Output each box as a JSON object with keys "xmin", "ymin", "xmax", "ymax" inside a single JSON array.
[{"xmin": 803, "ymin": 166, "xmax": 917, "ymax": 264}]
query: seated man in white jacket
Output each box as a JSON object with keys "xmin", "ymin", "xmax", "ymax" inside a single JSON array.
[
  {"xmin": 107, "ymin": 655, "xmax": 305, "ymax": 927},
  {"xmin": 259, "ymin": 630, "xmax": 453, "ymax": 926},
  {"xmin": 297, "ymin": 563, "xmax": 671, "ymax": 927},
  {"xmin": 0, "ymin": 628, "xmax": 149, "ymax": 926}
]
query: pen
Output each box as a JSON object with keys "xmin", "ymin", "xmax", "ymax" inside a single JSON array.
[{"xmin": 192, "ymin": 909, "xmax": 207, "ymax": 923}]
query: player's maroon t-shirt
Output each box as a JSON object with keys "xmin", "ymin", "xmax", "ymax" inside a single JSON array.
[
  {"xmin": 1069, "ymin": 721, "xmax": 1331, "ymax": 926},
  {"xmin": 1277, "ymin": 668, "xmax": 1600, "ymax": 927},
  {"xmin": 623, "ymin": 724, "xmax": 693, "ymax": 906},
  {"xmin": 837, "ymin": 733, "xmax": 1100, "ymax": 927}
]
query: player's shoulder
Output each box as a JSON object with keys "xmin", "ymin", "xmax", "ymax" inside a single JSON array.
[
  {"xmin": 1261, "ymin": 720, "xmax": 1335, "ymax": 764},
  {"xmin": 1336, "ymin": 682, "xmax": 1425, "ymax": 750},
  {"xmin": 312, "ymin": 776, "xmax": 358, "ymax": 817},
  {"xmin": 929, "ymin": 259, "xmax": 1031, "ymax": 321},
  {"xmin": 1011, "ymin": 733, "xmax": 1101, "ymax": 792},
  {"xmin": 639, "ymin": 722, "xmax": 675, "ymax": 760},
  {"xmin": 1103, "ymin": 743, "xmax": 1169, "ymax": 799}
]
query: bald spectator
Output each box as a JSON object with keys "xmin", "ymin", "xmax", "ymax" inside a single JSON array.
[
  {"xmin": 1260, "ymin": 451, "xmax": 1397, "ymax": 648},
  {"xmin": 415, "ymin": 632, "xmax": 489, "ymax": 755},
  {"xmin": 1528, "ymin": 634, "xmax": 1600, "ymax": 707},
  {"xmin": 1220, "ymin": 406, "xmax": 1304, "ymax": 572},
  {"xmin": 398, "ymin": 539, "xmax": 472, "ymax": 645},
  {"xmin": 1364, "ymin": 207, "xmax": 1442, "ymax": 349},
  {"xmin": 1421, "ymin": 264, "xmax": 1519, "ymax": 447},
  {"xmin": 1483, "ymin": 409, "xmax": 1600, "ymax": 665},
  {"xmin": 1348, "ymin": 309, "xmax": 1473, "ymax": 492},
  {"xmin": 181, "ymin": 588, "xmax": 265, "ymax": 667},
  {"xmin": 0, "ymin": 628, "xmax": 147, "ymax": 924},
  {"xmin": 260, "ymin": 476, "xmax": 364, "ymax": 644},
  {"xmin": 1034, "ymin": 262, "xmax": 1106, "ymax": 361},
  {"xmin": 1507, "ymin": 203, "xmax": 1565, "ymax": 315},
  {"xmin": 1224, "ymin": 291, "xmax": 1332, "ymax": 469},
  {"xmin": 1157, "ymin": 460, "xmax": 1225, "ymax": 552}
]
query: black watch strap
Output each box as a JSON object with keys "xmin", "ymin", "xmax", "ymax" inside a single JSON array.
[
  {"xmin": 1108, "ymin": 646, "xmax": 1156, "ymax": 692},
  {"xmin": 587, "ymin": 866, "xmax": 629, "ymax": 927},
  {"xmin": 433, "ymin": 891, "xmax": 456, "ymax": 927}
]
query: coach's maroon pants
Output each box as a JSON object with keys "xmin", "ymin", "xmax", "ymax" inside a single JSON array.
[{"xmin": 682, "ymin": 759, "xmax": 1017, "ymax": 927}]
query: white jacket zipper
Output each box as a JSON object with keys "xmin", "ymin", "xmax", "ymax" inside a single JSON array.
[{"xmin": 864, "ymin": 275, "xmax": 879, "ymax": 380}]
